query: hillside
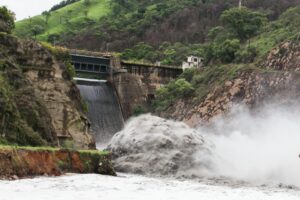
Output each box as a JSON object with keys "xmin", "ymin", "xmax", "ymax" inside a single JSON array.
[
  {"xmin": 11, "ymin": 1, "xmax": 300, "ymax": 126},
  {"xmin": 152, "ymin": 7, "xmax": 300, "ymax": 125},
  {"xmin": 14, "ymin": 0, "xmax": 111, "ymax": 41},
  {"xmin": 14, "ymin": 0, "xmax": 300, "ymax": 52}
]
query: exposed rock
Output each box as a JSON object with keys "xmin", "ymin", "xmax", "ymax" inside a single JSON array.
[
  {"xmin": 160, "ymin": 38, "xmax": 300, "ymax": 127},
  {"xmin": 264, "ymin": 40, "xmax": 300, "ymax": 71},
  {"xmin": 0, "ymin": 33, "xmax": 94, "ymax": 149}
]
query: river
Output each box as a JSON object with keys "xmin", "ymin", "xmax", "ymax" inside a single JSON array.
[
  {"xmin": 0, "ymin": 173, "xmax": 300, "ymax": 200},
  {"xmin": 1, "ymin": 81, "xmax": 298, "ymax": 200}
]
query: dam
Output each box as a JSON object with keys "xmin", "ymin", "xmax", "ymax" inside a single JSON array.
[{"xmin": 72, "ymin": 51, "xmax": 183, "ymax": 144}]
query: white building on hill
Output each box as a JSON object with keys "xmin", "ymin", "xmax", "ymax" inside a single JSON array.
[{"xmin": 182, "ymin": 56, "xmax": 203, "ymax": 71}]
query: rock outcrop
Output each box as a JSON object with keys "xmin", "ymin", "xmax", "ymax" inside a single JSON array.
[{"xmin": 0, "ymin": 33, "xmax": 94, "ymax": 149}]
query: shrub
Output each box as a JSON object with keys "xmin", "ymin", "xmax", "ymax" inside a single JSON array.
[
  {"xmin": 122, "ymin": 42, "xmax": 158, "ymax": 62},
  {"xmin": 31, "ymin": 25, "xmax": 45, "ymax": 38},
  {"xmin": 133, "ymin": 105, "xmax": 147, "ymax": 116},
  {"xmin": 179, "ymin": 68, "xmax": 197, "ymax": 82},
  {"xmin": 235, "ymin": 45, "xmax": 258, "ymax": 63},
  {"xmin": 41, "ymin": 42, "xmax": 70, "ymax": 61},
  {"xmin": 65, "ymin": 62, "xmax": 75, "ymax": 79},
  {"xmin": 155, "ymin": 78, "xmax": 194, "ymax": 111},
  {"xmin": 62, "ymin": 139, "xmax": 75, "ymax": 149},
  {"xmin": 47, "ymin": 33, "xmax": 61, "ymax": 45},
  {"xmin": 215, "ymin": 39, "xmax": 240, "ymax": 63},
  {"xmin": 0, "ymin": 6, "xmax": 15, "ymax": 33}
]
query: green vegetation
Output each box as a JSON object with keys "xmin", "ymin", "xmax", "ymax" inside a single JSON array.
[
  {"xmin": 0, "ymin": 144, "xmax": 109, "ymax": 156},
  {"xmin": 251, "ymin": 6, "xmax": 300, "ymax": 56},
  {"xmin": 154, "ymin": 64, "xmax": 262, "ymax": 111},
  {"xmin": 132, "ymin": 105, "xmax": 147, "ymax": 116},
  {"xmin": 0, "ymin": 68, "xmax": 48, "ymax": 146},
  {"xmin": 40, "ymin": 42, "xmax": 70, "ymax": 61},
  {"xmin": 152, "ymin": 9, "xmax": 275, "ymax": 111},
  {"xmin": 15, "ymin": 0, "xmax": 298, "ymax": 50},
  {"xmin": 0, "ymin": 6, "xmax": 15, "ymax": 33},
  {"xmin": 154, "ymin": 78, "xmax": 194, "ymax": 111},
  {"xmin": 61, "ymin": 139, "xmax": 75, "ymax": 149},
  {"xmin": 41, "ymin": 42, "xmax": 75, "ymax": 79},
  {"xmin": 122, "ymin": 6, "xmax": 300, "ymax": 65},
  {"xmin": 50, "ymin": 0, "xmax": 80, "ymax": 12},
  {"xmin": 220, "ymin": 7, "xmax": 267, "ymax": 41},
  {"xmin": 14, "ymin": 0, "xmax": 111, "ymax": 41},
  {"xmin": 80, "ymin": 97, "xmax": 89, "ymax": 113},
  {"xmin": 0, "ymin": 18, "xmax": 79, "ymax": 148}
]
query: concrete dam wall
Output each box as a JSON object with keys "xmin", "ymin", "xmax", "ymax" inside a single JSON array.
[{"xmin": 77, "ymin": 81, "xmax": 124, "ymax": 145}]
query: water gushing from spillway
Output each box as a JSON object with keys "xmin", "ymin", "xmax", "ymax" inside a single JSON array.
[
  {"xmin": 108, "ymin": 105, "xmax": 300, "ymax": 187},
  {"xmin": 77, "ymin": 80, "xmax": 124, "ymax": 146}
]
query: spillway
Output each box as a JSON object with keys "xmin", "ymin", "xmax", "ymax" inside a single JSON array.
[{"xmin": 77, "ymin": 80, "xmax": 124, "ymax": 145}]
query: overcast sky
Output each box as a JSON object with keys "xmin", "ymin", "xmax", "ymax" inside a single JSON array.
[{"xmin": 0, "ymin": 0, "xmax": 63, "ymax": 21}]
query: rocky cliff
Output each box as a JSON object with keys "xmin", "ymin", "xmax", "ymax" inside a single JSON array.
[
  {"xmin": 160, "ymin": 37, "xmax": 300, "ymax": 127},
  {"xmin": 0, "ymin": 33, "xmax": 94, "ymax": 149}
]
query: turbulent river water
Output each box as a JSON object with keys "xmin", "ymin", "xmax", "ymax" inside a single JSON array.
[
  {"xmin": 1, "ymin": 173, "xmax": 300, "ymax": 200},
  {"xmin": 1, "ymin": 81, "xmax": 299, "ymax": 199}
]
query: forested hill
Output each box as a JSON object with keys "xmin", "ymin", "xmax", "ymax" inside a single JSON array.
[
  {"xmin": 15, "ymin": 0, "xmax": 299, "ymax": 49},
  {"xmin": 13, "ymin": 0, "xmax": 300, "ymax": 68}
]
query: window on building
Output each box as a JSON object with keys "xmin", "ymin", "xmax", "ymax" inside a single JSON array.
[
  {"xmin": 94, "ymin": 65, "xmax": 100, "ymax": 72},
  {"xmin": 81, "ymin": 64, "xmax": 87, "ymax": 71},
  {"xmin": 74, "ymin": 63, "xmax": 80, "ymax": 70},
  {"xmin": 100, "ymin": 65, "xmax": 107, "ymax": 73},
  {"xmin": 88, "ymin": 64, "xmax": 93, "ymax": 71}
]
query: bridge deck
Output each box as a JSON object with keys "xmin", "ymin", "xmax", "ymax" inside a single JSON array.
[{"xmin": 121, "ymin": 61, "xmax": 182, "ymax": 70}]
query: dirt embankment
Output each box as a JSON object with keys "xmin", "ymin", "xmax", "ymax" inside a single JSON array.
[{"xmin": 0, "ymin": 147, "xmax": 116, "ymax": 180}]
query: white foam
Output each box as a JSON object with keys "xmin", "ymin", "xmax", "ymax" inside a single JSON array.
[{"xmin": 0, "ymin": 174, "xmax": 299, "ymax": 200}]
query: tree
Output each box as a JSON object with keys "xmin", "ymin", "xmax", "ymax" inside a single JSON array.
[
  {"xmin": 221, "ymin": 7, "xmax": 267, "ymax": 41},
  {"xmin": 47, "ymin": 34, "xmax": 60, "ymax": 45},
  {"xmin": 0, "ymin": 6, "xmax": 15, "ymax": 33},
  {"xmin": 31, "ymin": 25, "xmax": 45, "ymax": 39},
  {"xmin": 42, "ymin": 11, "xmax": 51, "ymax": 25},
  {"xmin": 215, "ymin": 39, "xmax": 240, "ymax": 63}
]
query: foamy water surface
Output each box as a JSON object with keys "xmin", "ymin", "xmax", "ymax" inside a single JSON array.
[{"xmin": 0, "ymin": 173, "xmax": 300, "ymax": 200}]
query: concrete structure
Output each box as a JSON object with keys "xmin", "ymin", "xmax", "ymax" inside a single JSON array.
[
  {"xmin": 70, "ymin": 54, "xmax": 110, "ymax": 74},
  {"xmin": 121, "ymin": 61, "xmax": 182, "ymax": 81},
  {"xmin": 182, "ymin": 56, "xmax": 203, "ymax": 71},
  {"xmin": 70, "ymin": 51, "xmax": 184, "ymax": 119}
]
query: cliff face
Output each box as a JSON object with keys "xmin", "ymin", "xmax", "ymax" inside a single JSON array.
[
  {"xmin": 160, "ymin": 38, "xmax": 300, "ymax": 127},
  {"xmin": 0, "ymin": 33, "xmax": 94, "ymax": 149}
]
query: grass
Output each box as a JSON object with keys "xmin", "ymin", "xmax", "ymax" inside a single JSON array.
[
  {"xmin": 14, "ymin": 0, "xmax": 112, "ymax": 41},
  {"xmin": 0, "ymin": 144, "xmax": 109, "ymax": 156},
  {"xmin": 250, "ymin": 6, "xmax": 300, "ymax": 58}
]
